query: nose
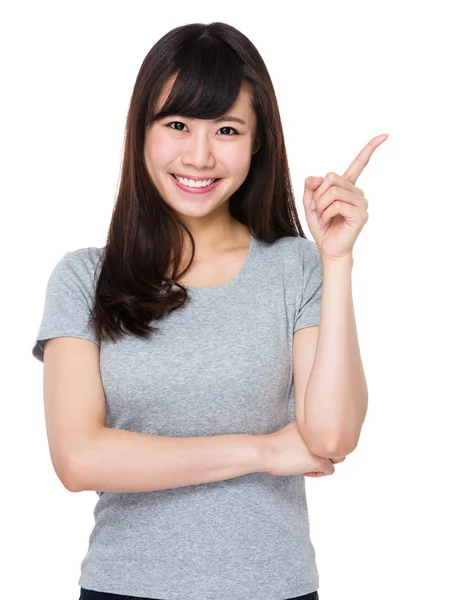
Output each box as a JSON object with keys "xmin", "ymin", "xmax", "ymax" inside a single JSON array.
[{"xmin": 181, "ymin": 131, "xmax": 216, "ymax": 171}]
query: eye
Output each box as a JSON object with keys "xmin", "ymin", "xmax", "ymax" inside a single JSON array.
[
  {"xmin": 167, "ymin": 121, "xmax": 188, "ymax": 132},
  {"xmin": 217, "ymin": 126, "xmax": 239, "ymax": 136}
]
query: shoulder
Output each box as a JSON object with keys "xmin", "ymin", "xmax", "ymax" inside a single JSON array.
[
  {"xmin": 260, "ymin": 235, "xmax": 319, "ymax": 266},
  {"xmin": 56, "ymin": 246, "xmax": 104, "ymax": 275},
  {"xmin": 265, "ymin": 234, "xmax": 317, "ymax": 252},
  {"xmin": 47, "ymin": 246, "xmax": 105, "ymax": 293},
  {"xmin": 62, "ymin": 246, "xmax": 104, "ymax": 268}
]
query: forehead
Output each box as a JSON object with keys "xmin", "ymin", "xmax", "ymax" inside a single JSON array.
[{"xmin": 155, "ymin": 74, "xmax": 254, "ymax": 119}]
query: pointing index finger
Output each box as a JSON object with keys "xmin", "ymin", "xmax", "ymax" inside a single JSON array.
[{"xmin": 343, "ymin": 133, "xmax": 389, "ymax": 184}]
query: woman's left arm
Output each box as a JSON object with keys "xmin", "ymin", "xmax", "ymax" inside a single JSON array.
[
  {"xmin": 299, "ymin": 133, "xmax": 389, "ymax": 456},
  {"xmin": 303, "ymin": 255, "xmax": 368, "ymax": 457}
]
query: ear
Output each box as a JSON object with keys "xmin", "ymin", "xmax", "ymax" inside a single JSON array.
[{"xmin": 252, "ymin": 139, "xmax": 261, "ymax": 155}]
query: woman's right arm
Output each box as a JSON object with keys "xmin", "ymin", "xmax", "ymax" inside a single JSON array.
[{"xmin": 42, "ymin": 337, "xmax": 267, "ymax": 493}]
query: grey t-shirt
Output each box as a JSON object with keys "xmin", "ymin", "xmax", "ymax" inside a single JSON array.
[{"xmin": 32, "ymin": 232, "xmax": 323, "ymax": 600}]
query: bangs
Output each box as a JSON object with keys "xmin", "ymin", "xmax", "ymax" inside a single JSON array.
[{"xmin": 151, "ymin": 37, "xmax": 246, "ymax": 122}]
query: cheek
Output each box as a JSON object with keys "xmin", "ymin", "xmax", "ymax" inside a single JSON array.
[
  {"xmin": 144, "ymin": 130, "xmax": 173, "ymax": 168},
  {"xmin": 219, "ymin": 144, "xmax": 252, "ymax": 175}
]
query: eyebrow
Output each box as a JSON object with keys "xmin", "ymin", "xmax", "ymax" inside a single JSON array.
[
  {"xmin": 162, "ymin": 114, "xmax": 247, "ymax": 126},
  {"xmin": 212, "ymin": 115, "xmax": 247, "ymax": 126}
]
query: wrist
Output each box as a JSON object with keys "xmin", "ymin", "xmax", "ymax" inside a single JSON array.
[
  {"xmin": 320, "ymin": 253, "xmax": 354, "ymax": 267},
  {"xmin": 252, "ymin": 434, "xmax": 272, "ymax": 474}
]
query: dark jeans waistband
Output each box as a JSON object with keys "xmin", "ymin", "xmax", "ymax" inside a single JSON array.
[{"xmin": 79, "ymin": 587, "xmax": 319, "ymax": 600}]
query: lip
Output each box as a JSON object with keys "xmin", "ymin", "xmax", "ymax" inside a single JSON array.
[
  {"xmin": 169, "ymin": 173, "xmax": 223, "ymax": 195},
  {"xmin": 172, "ymin": 173, "xmax": 221, "ymax": 181}
]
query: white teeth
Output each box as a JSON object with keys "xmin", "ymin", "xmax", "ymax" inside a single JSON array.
[{"xmin": 174, "ymin": 175, "xmax": 216, "ymax": 188}]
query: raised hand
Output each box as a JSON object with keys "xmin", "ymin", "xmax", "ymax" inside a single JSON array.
[{"xmin": 302, "ymin": 133, "xmax": 389, "ymax": 261}]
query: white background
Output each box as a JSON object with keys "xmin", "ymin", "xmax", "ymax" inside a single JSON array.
[{"xmin": 2, "ymin": 1, "xmax": 448, "ymax": 598}]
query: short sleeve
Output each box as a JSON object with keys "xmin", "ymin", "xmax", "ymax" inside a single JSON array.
[
  {"xmin": 31, "ymin": 249, "xmax": 101, "ymax": 363},
  {"xmin": 293, "ymin": 239, "xmax": 323, "ymax": 332}
]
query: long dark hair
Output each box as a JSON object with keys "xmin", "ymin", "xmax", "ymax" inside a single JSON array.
[{"xmin": 88, "ymin": 21, "xmax": 308, "ymax": 343}]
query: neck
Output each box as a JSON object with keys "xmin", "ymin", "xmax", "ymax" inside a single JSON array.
[{"xmin": 182, "ymin": 220, "xmax": 249, "ymax": 259}]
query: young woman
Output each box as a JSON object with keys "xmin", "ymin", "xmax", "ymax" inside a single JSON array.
[{"xmin": 32, "ymin": 21, "xmax": 385, "ymax": 600}]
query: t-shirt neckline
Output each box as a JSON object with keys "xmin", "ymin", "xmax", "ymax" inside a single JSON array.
[{"xmin": 183, "ymin": 231, "xmax": 256, "ymax": 294}]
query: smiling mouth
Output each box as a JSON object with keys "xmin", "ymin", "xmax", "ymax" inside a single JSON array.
[
  {"xmin": 170, "ymin": 174, "xmax": 221, "ymax": 183},
  {"xmin": 169, "ymin": 173, "xmax": 224, "ymax": 194}
]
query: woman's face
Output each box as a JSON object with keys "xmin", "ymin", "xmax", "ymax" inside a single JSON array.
[{"xmin": 144, "ymin": 77, "xmax": 259, "ymax": 223}]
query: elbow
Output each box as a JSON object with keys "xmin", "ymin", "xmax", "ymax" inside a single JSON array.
[
  {"xmin": 323, "ymin": 437, "xmax": 359, "ymax": 458},
  {"xmin": 57, "ymin": 454, "xmax": 85, "ymax": 493},
  {"xmin": 64, "ymin": 473, "xmax": 83, "ymax": 494},
  {"xmin": 311, "ymin": 438, "xmax": 358, "ymax": 459},
  {"xmin": 297, "ymin": 420, "xmax": 359, "ymax": 458},
  {"xmin": 296, "ymin": 419, "xmax": 333, "ymax": 457},
  {"xmin": 321, "ymin": 428, "xmax": 363, "ymax": 457}
]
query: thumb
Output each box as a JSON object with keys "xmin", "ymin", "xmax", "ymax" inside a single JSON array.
[{"xmin": 303, "ymin": 176, "xmax": 323, "ymax": 211}]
